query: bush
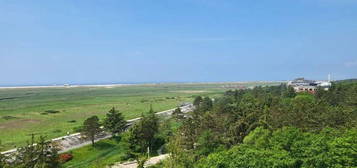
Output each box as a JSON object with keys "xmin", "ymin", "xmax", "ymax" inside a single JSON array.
[
  {"xmin": 2, "ymin": 115, "xmax": 18, "ymax": 120},
  {"xmin": 58, "ymin": 153, "xmax": 73, "ymax": 163},
  {"xmin": 40, "ymin": 110, "xmax": 60, "ymax": 115},
  {"xmin": 45, "ymin": 110, "xmax": 60, "ymax": 114}
]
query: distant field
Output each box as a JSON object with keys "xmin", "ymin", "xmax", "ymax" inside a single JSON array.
[{"xmin": 0, "ymin": 82, "xmax": 280, "ymax": 150}]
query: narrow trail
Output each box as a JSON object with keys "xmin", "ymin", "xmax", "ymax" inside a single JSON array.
[{"xmin": 110, "ymin": 154, "xmax": 169, "ymax": 168}]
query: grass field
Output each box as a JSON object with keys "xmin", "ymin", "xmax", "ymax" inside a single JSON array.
[
  {"xmin": 62, "ymin": 138, "xmax": 128, "ymax": 168},
  {"xmin": 63, "ymin": 117, "xmax": 180, "ymax": 168},
  {"xmin": 0, "ymin": 82, "xmax": 280, "ymax": 150}
]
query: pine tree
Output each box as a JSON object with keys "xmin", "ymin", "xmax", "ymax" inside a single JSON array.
[
  {"xmin": 128, "ymin": 108, "xmax": 159, "ymax": 159},
  {"xmin": 82, "ymin": 116, "xmax": 101, "ymax": 146},
  {"xmin": 201, "ymin": 97, "xmax": 213, "ymax": 111},
  {"xmin": 193, "ymin": 96, "xmax": 203, "ymax": 107},
  {"xmin": 12, "ymin": 135, "xmax": 60, "ymax": 168},
  {"xmin": 103, "ymin": 107, "xmax": 127, "ymax": 136}
]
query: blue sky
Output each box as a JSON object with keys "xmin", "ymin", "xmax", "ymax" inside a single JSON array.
[{"xmin": 0, "ymin": 0, "xmax": 356, "ymax": 85}]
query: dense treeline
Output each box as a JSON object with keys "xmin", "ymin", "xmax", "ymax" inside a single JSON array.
[
  {"xmin": 163, "ymin": 81, "xmax": 357, "ymax": 168},
  {"xmin": 196, "ymin": 127, "xmax": 356, "ymax": 168}
]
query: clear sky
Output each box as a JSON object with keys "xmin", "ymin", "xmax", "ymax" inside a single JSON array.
[{"xmin": 1, "ymin": 0, "xmax": 356, "ymax": 85}]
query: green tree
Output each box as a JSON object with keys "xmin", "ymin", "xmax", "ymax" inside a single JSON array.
[
  {"xmin": 197, "ymin": 127, "xmax": 357, "ymax": 168},
  {"xmin": 315, "ymin": 86, "xmax": 327, "ymax": 100},
  {"xmin": 195, "ymin": 130, "xmax": 221, "ymax": 156},
  {"xmin": 198, "ymin": 146, "xmax": 296, "ymax": 168},
  {"xmin": 289, "ymin": 95, "xmax": 320, "ymax": 130},
  {"xmin": 193, "ymin": 96, "xmax": 203, "ymax": 107},
  {"xmin": 283, "ymin": 86, "xmax": 296, "ymax": 98},
  {"xmin": 168, "ymin": 82, "xmax": 357, "ymax": 167},
  {"xmin": 13, "ymin": 135, "xmax": 60, "ymax": 168},
  {"xmin": 82, "ymin": 115, "xmax": 101, "ymax": 146},
  {"xmin": 103, "ymin": 107, "xmax": 127, "ymax": 136},
  {"xmin": 165, "ymin": 133, "xmax": 196, "ymax": 168},
  {"xmin": 200, "ymin": 97, "xmax": 213, "ymax": 111},
  {"xmin": 127, "ymin": 109, "xmax": 159, "ymax": 162}
]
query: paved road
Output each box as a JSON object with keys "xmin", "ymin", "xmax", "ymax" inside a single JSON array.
[
  {"xmin": 57, "ymin": 133, "xmax": 112, "ymax": 153},
  {"xmin": 1, "ymin": 104, "xmax": 193, "ymax": 155}
]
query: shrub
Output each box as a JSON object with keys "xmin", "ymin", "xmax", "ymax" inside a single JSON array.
[
  {"xmin": 58, "ymin": 153, "xmax": 73, "ymax": 163},
  {"xmin": 41, "ymin": 110, "xmax": 60, "ymax": 115},
  {"xmin": 2, "ymin": 116, "xmax": 18, "ymax": 120},
  {"xmin": 45, "ymin": 110, "xmax": 60, "ymax": 114}
]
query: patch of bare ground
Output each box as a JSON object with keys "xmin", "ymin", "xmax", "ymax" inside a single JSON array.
[{"xmin": 110, "ymin": 154, "xmax": 169, "ymax": 168}]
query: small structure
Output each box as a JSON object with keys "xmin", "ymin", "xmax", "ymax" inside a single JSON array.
[
  {"xmin": 293, "ymin": 85, "xmax": 317, "ymax": 93},
  {"xmin": 288, "ymin": 77, "xmax": 331, "ymax": 94}
]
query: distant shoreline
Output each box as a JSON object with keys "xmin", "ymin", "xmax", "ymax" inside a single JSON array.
[
  {"xmin": 0, "ymin": 84, "xmax": 134, "ymax": 89},
  {"xmin": 0, "ymin": 81, "xmax": 286, "ymax": 89}
]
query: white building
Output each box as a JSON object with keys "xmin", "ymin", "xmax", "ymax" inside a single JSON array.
[{"xmin": 288, "ymin": 77, "xmax": 332, "ymax": 93}]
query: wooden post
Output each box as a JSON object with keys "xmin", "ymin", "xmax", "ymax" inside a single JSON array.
[{"xmin": 147, "ymin": 146, "xmax": 150, "ymax": 158}]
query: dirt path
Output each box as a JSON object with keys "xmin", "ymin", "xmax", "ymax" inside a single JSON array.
[{"xmin": 110, "ymin": 154, "xmax": 169, "ymax": 168}]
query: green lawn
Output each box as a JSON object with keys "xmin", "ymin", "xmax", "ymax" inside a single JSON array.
[
  {"xmin": 0, "ymin": 82, "xmax": 280, "ymax": 150},
  {"xmin": 62, "ymin": 138, "xmax": 129, "ymax": 168},
  {"xmin": 63, "ymin": 117, "xmax": 181, "ymax": 168}
]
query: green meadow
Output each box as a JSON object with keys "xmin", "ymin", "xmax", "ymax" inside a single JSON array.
[
  {"xmin": 0, "ymin": 82, "xmax": 279, "ymax": 150},
  {"xmin": 62, "ymin": 138, "xmax": 128, "ymax": 168}
]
